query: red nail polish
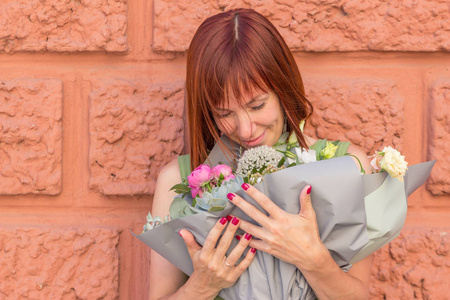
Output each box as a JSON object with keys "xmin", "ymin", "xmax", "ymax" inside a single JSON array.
[
  {"xmin": 235, "ymin": 235, "xmax": 241, "ymax": 241},
  {"xmin": 241, "ymin": 183, "xmax": 250, "ymax": 191},
  {"xmin": 307, "ymin": 186, "xmax": 312, "ymax": 194},
  {"xmin": 244, "ymin": 233, "xmax": 252, "ymax": 240},
  {"xmin": 226, "ymin": 215, "xmax": 233, "ymax": 221},
  {"xmin": 231, "ymin": 217, "xmax": 239, "ymax": 226},
  {"xmin": 251, "ymin": 248, "xmax": 256, "ymax": 253},
  {"xmin": 227, "ymin": 193, "xmax": 235, "ymax": 201},
  {"xmin": 179, "ymin": 230, "xmax": 183, "ymax": 237},
  {"xmin": 220, "ymin": 217, "xmax": 227, "ymax": 225}
]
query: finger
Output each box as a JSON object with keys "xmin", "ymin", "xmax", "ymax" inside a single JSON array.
[
  {"xmin": 238, "ymin": 218, "xmax": 266, "ymax": 240},
  {"xmin": 202, "ymin": 217, "xmax": 229, "ymax": 254},
  {"xmin": 225, "ymin": 232, "xmax": 253, "ymax": 265},
  {"xmin": 248, "ymin": 239, "xmax": 271, "ymax": 254},
  {"xmin": 179, "ymin": 229, "xmax": 202, "ymax": 258},
  {"xmin": 214, "ymin": 216, "xmax": 241, "ymax": 258},
  {"xmin": 240, "ymin": 183, "xmax": 284, "ymax": 219},
  {"xmin": 232, "ymin": 246, "xmax": 257, "ymax": 278},
  {"xmin": 227, "ymin": 192, "xmax": 270, "ymax": 228},
  {"xmin": 299, "ymin": 185, "xmax": 314, "ymax": 216}
]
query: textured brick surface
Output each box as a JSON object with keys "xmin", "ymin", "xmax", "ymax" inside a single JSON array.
[
  {"xmin": 427, "ymin": 79, "xmax": 450, "ymax": 196},
  {"xmin": 303, "ymin": 77, "xmax": 403, "ymax": 154},
  {"xmin": 369, "ymin": 228, "xmax": 449, "ymax": 300},
  {"xmin": 89, "ymin": 78, "xmax": 185, "ymax": 195},
  {"xmin": 0, "ymin": 78, "xmax": 62, "ymax": 195},
  {"xmin": 153, "ymin": 0, "xmax": 450, "ymax": 52},
  {"xmin": 0, "ymin": 227, "xmax": 120, "ymax": 300},
  {"xmin": 0, "ymin": 0, "xmax": 127, "ymax": 53}
]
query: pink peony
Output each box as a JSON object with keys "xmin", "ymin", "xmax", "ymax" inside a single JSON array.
[
  {"xmin": 187, "ymin": 164, "xmax": 213, "ymax": 189},
  {"xmin": 190, "ymin": 186, "xmax": 204, "ymax": 198},
  {"xmin": 212, "ymin": 164, "xmax": 235, "ymax": 181}
]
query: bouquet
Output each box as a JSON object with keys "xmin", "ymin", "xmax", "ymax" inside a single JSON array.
[{"xmin": 133, "ymin": 133, "xmax": 434, "ymax": 300}]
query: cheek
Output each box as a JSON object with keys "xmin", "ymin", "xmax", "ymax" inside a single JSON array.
[{"xmin": 214, "ymin": 118, "xmax": 234, "ymax": 135}]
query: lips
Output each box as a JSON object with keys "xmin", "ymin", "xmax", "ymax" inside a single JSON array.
[{"xmin": 244, "ymin": 131, "xmax": 265, "ymax": 147}]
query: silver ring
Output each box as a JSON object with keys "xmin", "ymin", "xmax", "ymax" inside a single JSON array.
[{"xmin": 225, "ymin": 260, "xmax": 233, "ymax": 267}]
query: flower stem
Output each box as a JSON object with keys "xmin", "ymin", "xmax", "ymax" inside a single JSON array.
[{"xmin": 347, "ymin": 154, "xmax": 366, "ymax": 174}]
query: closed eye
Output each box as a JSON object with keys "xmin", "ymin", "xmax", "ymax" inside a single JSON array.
[
  {"xmin": 217, "ymin": 111, "xmax": 231, "ymax": 118},
  {"xmin": 250, "ymin": 102, "xmax": 266, "ymax": 111}
]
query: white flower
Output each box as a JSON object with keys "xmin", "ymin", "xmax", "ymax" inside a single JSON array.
[
  {"xmin": 286, "ymin": 147, "xmax": 317, "ymax": 165},
  {"xmin": 297, "ymin": 148, "xmax": 317, "ymax": 164},
  {"xmin": 236, "ymin": 145, "xmax": 283, "ymax": 177},
  {"xmin": 380, "ymin": 146, "xmax": 408, "ymax": 182}
]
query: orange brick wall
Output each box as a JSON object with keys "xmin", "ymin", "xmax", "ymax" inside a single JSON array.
[{"xmin": 0, "ymin": 1, "xmax": 448, "ymax": 299}]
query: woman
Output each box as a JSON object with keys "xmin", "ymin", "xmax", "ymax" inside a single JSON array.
[{"xmin": 149, "ymin": 8, "xmax": 373, "ymax": 300}]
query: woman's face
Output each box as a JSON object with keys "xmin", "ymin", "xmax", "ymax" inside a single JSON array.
[{"xmin": 213, "ymin": 89, "xmax": 285, "ymax": 148}]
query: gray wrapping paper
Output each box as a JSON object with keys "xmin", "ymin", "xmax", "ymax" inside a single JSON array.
[{"xmin": 133, "ymin": 137, "xmax": 435, "ymax": 300}]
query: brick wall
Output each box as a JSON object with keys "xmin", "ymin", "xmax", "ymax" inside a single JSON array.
[{"xmin": 0, "ymin": 0, "xmax": 448, "ymax": 299}]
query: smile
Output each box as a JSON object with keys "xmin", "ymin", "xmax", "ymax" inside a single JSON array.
[{"xmin": 244, "ymin": 131, "xmax": 265, "ymax": 147}]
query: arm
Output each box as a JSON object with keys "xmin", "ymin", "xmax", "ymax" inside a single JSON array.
[
  {"xmin": 148, "ymin": 159, "xmax": 256, "ymax": 300},
  {"xmin": 229, "ymin": 145, "xmax": 373, "ymax": 300}
]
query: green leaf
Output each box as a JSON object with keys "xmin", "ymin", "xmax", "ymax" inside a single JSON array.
[
  {"xmin": 170, "ymin": 183, "xmax": 190, "ymax": 193},
  {"xmin": 334, "ymin": 141, "xmax": 350, "ymax": 158},
  {"xmin": 331, "ymin": 140, "xmax": 340, "ymax": 146},
  {"xmin": 310, "ymin": 139, "xmax": 327, "ymax": 158},
  {"xmin": 208, "ymin": 206, "xmax": 226, "ymax": 212},
  {"xmin": 277, "ymin": 156, "xmax": 285, "ymax": 168},
  {"xmin": 169, "ymin": 197, "xmax": 196, "ymax": 219}
]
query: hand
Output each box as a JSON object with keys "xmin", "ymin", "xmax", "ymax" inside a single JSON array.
[
  {"xmin": 179, "ymin": 216, "xmax": 256, "ymax": 296},
  {"xmin": 228, "ymin": 184, "xmax": 328, "ymax": 271}
]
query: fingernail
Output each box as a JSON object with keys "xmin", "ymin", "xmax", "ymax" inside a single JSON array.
[
  {"xmin": 244, "ymin": 233, "xmax": 252, "ymax": 240},
  {"xmin": 227, "ymin": 193, "xmax": 235, "ymax": 201},
  {"xmin": 179, "ymin": 230, "xmax": 183, "ymax": 237},
  {"xmin": 231, "ymin": 217, "xmax": 239, "ymax": 226},
  {"xmin": 251, "ymin": 248, "xmax": 256, "ymax": 253},
  {"xmin": 220, "ymin": 217, "xmax": 227, "ymax": 225},
  {"xmin": 235, "ymin": 235, "xmax": 241, "ymax": 241},
  {"xmin": 307, "ymin": 186, "xmax": 312, "ymax": 194},
  {"xmin": 226, "ymin": 215, "xmax": 233, "ymax": 221},
  {"xmin": 241, "ymin": 183, "xmax": 250, "ymax": 191}
]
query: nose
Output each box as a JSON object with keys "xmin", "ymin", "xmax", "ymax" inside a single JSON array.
[{"xmin": 236, "ymin": 113, "xmax": 254, "ymax": 140}]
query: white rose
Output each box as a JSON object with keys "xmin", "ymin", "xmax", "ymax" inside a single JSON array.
[
  {"xmin": 380, "ymin": 146, "xmax": 408, "ymax": 182},
  {"xmin": 285, "ymin": 147, "xmax": 316, "ymax": 165}
]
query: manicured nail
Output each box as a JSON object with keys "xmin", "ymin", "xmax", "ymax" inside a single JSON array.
[
  {"xmin": 241, "ymin": 183, "xmax": 250, "ymax": 191},
  {"xmin": 179, "ymin": 230, "xmax": 183, "ymax": 237},
  {"xmin": 220, "ymin": 217, "xmax": 227, "ymax": 225},
  {"xmin": 244, "ymin": 233, "xmax": 252, "ymax": 241},
  {"xmin": 235, "ymin": 235, "xmax": 241, "ymax": 241},
  {"xmin": 231, "ymin": 217, "xmax": 239, "ymax": 226},
  {"xmin": 307, "ymin": 186, "xmax": 312, "ymax": 194},
  {"xmin": 227, "ymin": 193, "xmax": 235, "ymax": 201},
  {"xmin": 251, "ymin": 248, "xmax": 256, "ymax": 253},
  {"xmin": 226, "ymin": 215, "xmax": 233, "ymax": 221}
]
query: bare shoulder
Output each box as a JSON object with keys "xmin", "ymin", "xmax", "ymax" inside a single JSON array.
[
  {"xmin": 304, "ymin": 135, "xmax": 318, "ymax": 148},
  {"xmin": 152, "ymin": 158, "xmax": 183, "ymax": 216},
  {"xmin": 156, "ymin": 158, "xmax": 182, "ymax": 184},
  {"xmin": 347, "ymin": 144, "xmax": 371, "ymax": 172}
]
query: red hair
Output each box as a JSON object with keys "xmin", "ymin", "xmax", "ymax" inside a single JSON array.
[{"xmin": 186, "ymin": 8, "xmax": 313, "ymax": 169}]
